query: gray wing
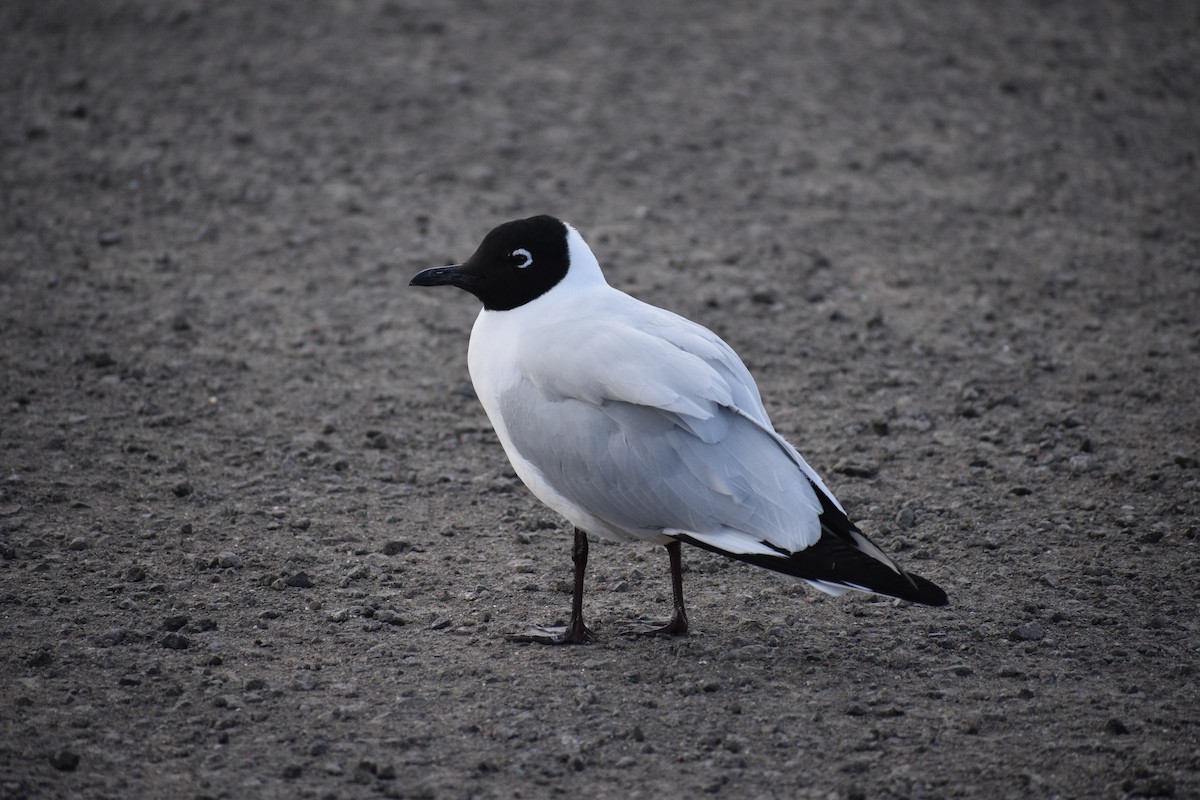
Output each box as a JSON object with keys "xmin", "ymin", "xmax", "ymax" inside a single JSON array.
[{"xmin": 505, "ymin": 306, "xmax": 829, "ymax": 553}]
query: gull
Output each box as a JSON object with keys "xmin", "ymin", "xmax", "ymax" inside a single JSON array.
[{"xmin": 410, "ymin": 215, "xmax": 947, "ymax": 643}]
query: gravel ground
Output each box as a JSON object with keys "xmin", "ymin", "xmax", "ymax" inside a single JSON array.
[{"xmin": 2, "ymin": 1, "xmax": 1198, "ymax": 798}]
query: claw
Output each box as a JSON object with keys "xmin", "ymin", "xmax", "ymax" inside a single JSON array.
[
  {"xmin": 620, "ymin": 615, "xmax": 688, "ymax": 638},
  {"xmin": 508, "ymin": 623, "xmax": 593, "ymax": 645}
]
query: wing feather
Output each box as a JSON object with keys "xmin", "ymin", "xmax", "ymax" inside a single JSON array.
[{"xmin": 501, "ymin": 304, "xmax": 827, "ymax": 551}]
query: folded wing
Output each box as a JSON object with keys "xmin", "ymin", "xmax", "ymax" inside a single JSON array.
[{"xmin": 509, "ymin": 306, "xmax": 826, "ymax": 553}]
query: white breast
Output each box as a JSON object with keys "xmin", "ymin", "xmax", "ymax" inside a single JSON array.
[{"xmin": 469, "ymin": 288, "xmax": 674, "ymax": 544}]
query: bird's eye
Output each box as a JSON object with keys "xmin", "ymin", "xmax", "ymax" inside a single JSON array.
[{"xmin": 509, "ymin": 248, "xmax": 533, "ymax": 269}]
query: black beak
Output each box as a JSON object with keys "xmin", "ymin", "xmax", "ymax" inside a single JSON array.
[{"xmin": 409, "ymin": 264, "xmax": 475, "ymax": 288}]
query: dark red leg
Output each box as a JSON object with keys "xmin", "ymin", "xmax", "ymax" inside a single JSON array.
[
  {"xmin": 508, "ymin": 528, "xmax": 594, "ymax": 645},
  {"xmin": 624, "ymin": 540, "xmax": 689, "ymax": 637},
  {"xmin": 664, "ymin": 540, "xmax": 689, "ymax": 634}
]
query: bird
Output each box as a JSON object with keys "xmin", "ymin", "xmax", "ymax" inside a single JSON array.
[{"xmin": 410, "ymin": 215, "xmax": 947, "ymax": 644}]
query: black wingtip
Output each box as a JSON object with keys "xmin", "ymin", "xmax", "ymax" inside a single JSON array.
[
  {"xmin": 675, "ymin": 531, "xmax": 950, "ymax": 607},
  {"xmin": 900, "ymin": 572, "xmax": 949, "ymax": 607}
]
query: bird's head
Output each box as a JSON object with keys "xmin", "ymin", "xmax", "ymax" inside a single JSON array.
[{"xmin": 410, "ymin": 215, "xmax": 581, "ymax": 311}]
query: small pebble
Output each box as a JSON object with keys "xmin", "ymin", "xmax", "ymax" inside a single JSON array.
[
  {"xmin": 212, "ymin": 551, "xmax": 244, "ymax": 569},
  {"xmin": 1069, "ymin": 454, "xmax": 1093, "ymax": 473},
  {"xmin": 1011, "ymin": 621, "xmax": 1045, "ymax": 641},
  {"xmin": 49, "ymin": 749, "xmax": 80, "ymax": 771},
  {"xmin": 162, "ymin": 615, "xmax": 189, "ymax": 631},
  {"xmin": 834, "ymin": 461, "xmax": 879, "ymax": 479},
  {"xmin": 160, "ymin": 633, "xmax": 191, "ymax": 650},
  {"xmin": 343, "ymin": 564, "xmax": 370, "ymax": 582},
  {"xmin": 26, "ymin": 649, "xmax": 53, "ymax": 667},
  {"xmin": 97, "ymin": 628, "xmax": 127, "ymax": 647},
  {"xmin": 292, "ymin": 672, "xmax": 318, "ymax": 692},
  {"xmin": 83, "ymin": 351, "xmax": 115, "ymax": 368}
]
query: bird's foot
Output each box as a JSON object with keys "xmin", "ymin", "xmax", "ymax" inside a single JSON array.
[
  {"xmin": 507, "ymin": 622, "xmax": 593, "ymax": 645},
  {"xmin": 620, "ymin": 615, "xmax": 688, "ymax": 638}
]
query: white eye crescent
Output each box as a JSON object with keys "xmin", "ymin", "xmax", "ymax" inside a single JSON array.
[{"xmin": 510, "ymin": 248, "xmax": 533, "ymax": 269}]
